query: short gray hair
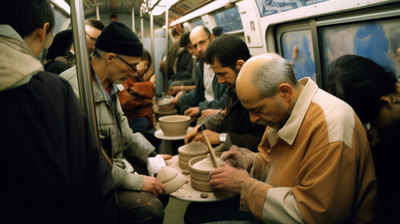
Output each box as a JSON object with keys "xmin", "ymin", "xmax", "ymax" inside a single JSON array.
[
  {"xmin": 92, "ymin": 48, "xmax": 105, "ymax": 59},
  {"xmin": 250, "ymin": 54, "xmax": 298, "ymax": 98}
]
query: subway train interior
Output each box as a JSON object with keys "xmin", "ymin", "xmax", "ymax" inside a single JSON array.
[
  {"xmin": 50, "ymin": 0, "xmax": 400, "ymax": 98},
  {"xmin": 9, "ymin": 0, "xmax": 400, "ymax": 223}
]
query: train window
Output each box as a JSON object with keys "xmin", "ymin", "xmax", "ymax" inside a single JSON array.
[
  {"xmin": 255, "ymin": 0, "xmax": 328, "ymax": 18},
  {"xmin": 276, "ymin": 22, "xmax": 316, "ymax": 82},
  {"xmin": 211, "ymin": 6, "xmax": 243, "ymax": 33},
  {"xmin": 272, "ymin": 2, "xmax": 400, "ymax": 89},
  {"xmin": 318, "ymin": 17, "xmax": 400, "ymax": 86}
]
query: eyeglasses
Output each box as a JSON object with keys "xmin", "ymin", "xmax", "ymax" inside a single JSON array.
[
  {"xmin": 392, "ymin": 98, "xmax": 400, "ymax": 104},
  {"xmin": 86, "ymin": 33, "xmax": 97, "ymax": 42},
  {"xmin": 116, "ymin": 54, "xmax": 139, "ymax": 73},
  {"xmin": 192, "ymin": 37, "xmax": 210, "ymax": 49}
]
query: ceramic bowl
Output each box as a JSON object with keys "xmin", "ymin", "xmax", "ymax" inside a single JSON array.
[
  {"xmin": 156, "ymin": 166, "xmax": 186, "ymax": 194},
  {"xmin": 188, "ymin": 155, "xmax": 234, "ymax": 198},
  {"xmin": 178, "ymin": 142, "xmax": 209, "ymax": 170},
  {"xmin": 159, "ymin": 115, "xmax": 191, "ymax": 136},
  {"xmin": 189, "ymin": 154, "xmax": 216, "ymax": 192}
]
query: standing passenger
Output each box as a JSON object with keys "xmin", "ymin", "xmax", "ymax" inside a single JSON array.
[
  {"xmin": 60, "ymin": 22, "xmax": 170, "ymax": 224},
  {"xmin": 0, "ymin": 0, "xmax": 117, "ymax": 223},
  {"xmin": 85, "ymin": 18, "xmax": 105, "ymax": 54},
  {"xmin": 185, "ymin": 53, "xmax": 377, "ymax": 223},
  {"xmin": 43, "ymin": 29, "xmax": 75, "ymax": 74}
]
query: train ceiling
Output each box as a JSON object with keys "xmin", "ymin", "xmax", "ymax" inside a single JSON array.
[{"xmin": 82, "ymin": 0, "xmax": 213, "ymax": 26}]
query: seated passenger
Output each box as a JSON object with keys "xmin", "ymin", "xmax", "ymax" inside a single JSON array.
[
  {"xmin": 184, "ymin": 34, "xmax": 265, "ymax": 152},
  {"xmin": 0, "ymin": 0, "xmax": 117, "ymax": 223},
  {"xmin": 168, "ymin": 32, "xmax": 194, "ymax": 86},
  {"xmin": 159, "ymin": 26, "xmax": 182, "ymax": 81},
  {"xmin": 168, "ymin": 31, "xmax": 198, "ymax": 96},
  {"xmin": 172, "ymin": 26, "xmax": 228, "ymax": 123},
  {"xmin": 43, "ymin": 29, "xmax": 75, "ymax": 74},
  {"xmin": 60, "ymin": 22, "xmax": 170, "ymax": 224},
  {"xmin": 119, "ymin": 49, "xmax": 155, "ymax": 133},
  {"xmin": 326, "ymin": 54, "xmax": 399, "ymax": 223},
  {"xmin": 185, "ymin": 53, "xmax": 376, "ymax": 224},
  {"xmin": 118, "ymin": 49, "xmax": 162, "ymax": 151}
]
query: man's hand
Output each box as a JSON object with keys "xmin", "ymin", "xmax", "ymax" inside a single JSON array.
[
  {"xmin": 184, "ymin": 124, "xmax": 201, "ymax": 144},
  {"xmin": 171, "ymin": 91, "xmax": 184, "ymax": 105},
  {"xmin": 168, "ymin": 86, "xmax": 181, "ymax": 96},
  {"xmin": 160, "ymin": 154, "xmax": 172, "ymax": 160},
  {"xmin": 201, "ymin": 109, "xmax": 221, "ymax": 118},
  {"xmin": 209, "ymin": 165, "xmax": 249, "ymax": 194},
  {"xmin": 220, "ymin": 145, "xmax": 255, "ymax": 171},
  {"xmin": 142, "ymin": 175, "xmax": 165, "ymax": 196},
  {"xmin": 184, "ymin": 107, "xmax": 200, "ymax": 123},
  {"xmin": 190, "ymin": 129, "xmax": 221, "ymax": 145}
]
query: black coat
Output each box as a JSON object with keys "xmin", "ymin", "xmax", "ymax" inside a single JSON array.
[
  {"xmin": 205, "ymin": 88, "xmax": 265, "ymax": 151},
  {"xmin": 0, "ymin": 72, "xmax": 117, "ymax": 223},
  {"xmin": 170, "ymin": 48, "xmax": 193, "ymax": 81}
]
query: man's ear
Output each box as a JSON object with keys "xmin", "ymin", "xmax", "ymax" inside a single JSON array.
[
  {"xmin": 105, "ymin": 53, "xmax": 116, "ymax": 64},
  {"xmin": 236, "ymin": 59, "xmax": 245, "ymax": 70},
  {"xmin": 38, "ymin": 22, "xmax": 51, "ymax": 44},
  {"xmin": 278, "ymin": 83, "xmax": 293, "ymax": 101}
]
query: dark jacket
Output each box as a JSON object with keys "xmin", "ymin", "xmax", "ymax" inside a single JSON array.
[
  {"xmin": 0, "ymin": 72, "xmax": 117, "ymax": 223},
  {"xmin": 170, "ymin": 48, "xmax": 193, "ymax": 81},
  {"xmin": 204, "ymin": 88, "xmax": 265, "ymax": 151},
  {"xmin": 177, "ymin": 59, "xmax": 228, "ymax": 113}
]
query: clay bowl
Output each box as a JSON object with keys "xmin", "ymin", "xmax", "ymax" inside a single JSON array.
[
  {"xmin": 188, "ymin": 154, "xmax": 216, "ymax": 192},
  {"xmin": 178, "ymin": 142, "xmax": 209, "ymax": 170},
  {"xmin": 154, "ymin": 107, "xmax": 177, "ymax": 122},
  {"xmin": 156, "ymin": 166, "xmax": 186, "ymax": 194},
  {"xmin": 159, "ymin": 115, "xmax": 190, "ymax": 136}
]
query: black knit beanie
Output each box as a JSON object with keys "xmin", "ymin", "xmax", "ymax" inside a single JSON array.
[{"xmin": 95, "ymin": 21, "xmax": 143, "ymax": 57}]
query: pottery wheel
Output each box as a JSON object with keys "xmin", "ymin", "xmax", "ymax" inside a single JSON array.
[{"xmin": 165, "ymin": 155, "xmax": 233, "ymax": 202}]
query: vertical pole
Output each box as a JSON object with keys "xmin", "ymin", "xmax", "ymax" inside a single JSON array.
[
  {"xmin": 150, "ymin": 10, "xmax": 155, "ymax": 72},
  {"xmin": 131, "ymin": 2, "xmax": 135, "ymax": 32},
  {"xmin": 140, "ymin": 6, "xmax": 144, "ymax": 43},
  {"xmin": 164, "ymin": 3, "xmax": 169, "ymax": 96},
  {"xmin": 70, "ymin": 0, "xmax": 101, "ymax": 149},
  {"xmin": 96, "ymin": 4, "xmax": 100, "ymax": 20}
]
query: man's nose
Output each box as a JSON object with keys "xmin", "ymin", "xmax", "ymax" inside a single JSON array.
[
  {"xmin": 249, "ymin": 111, "xmax": 261, "ymax": 123},
  {"xmin": 217, "ymin": 76, "xmax": 225, "ymax": 84}
]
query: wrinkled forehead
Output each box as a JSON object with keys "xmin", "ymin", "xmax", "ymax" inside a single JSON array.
[
  {"xmin": 85, "ymin": 25, "xmax": 101, "ymax": 37},
  {"xmin": 237, "ymin": 80, "xmax": 260, "ymax": 107}
]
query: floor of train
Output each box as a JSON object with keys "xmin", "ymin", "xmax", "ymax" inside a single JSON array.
[{"xmin": 163, "ymin": 196, "xmax": 190, "ymax": 224}]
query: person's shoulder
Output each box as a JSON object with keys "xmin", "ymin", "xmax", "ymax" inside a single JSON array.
[
  {"xmin": 34, "ymin": 71, "xmax": 73, "ymax": 89},
  {"xmin": 44, "ymin": 60, "xmax": 69, "ymax": 74},
  {"xmin": 59, "ymin": 66, "xmax": 77, "ymax": 81}
]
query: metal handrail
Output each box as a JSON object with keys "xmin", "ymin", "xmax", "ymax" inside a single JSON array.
[{"xmin": 69, "ymin": 0, "xmax": 101, "ymax": 150}]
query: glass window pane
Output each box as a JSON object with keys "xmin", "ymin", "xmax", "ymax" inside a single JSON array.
[
  {"xmin": 281, "ymin": 30, "xmax": 316, "ymax": 80},
  {"xmin": 213, "ymin": 7, "xmax": 243, "ymax": 32},
  {"xmin": 319, "ymin": 18, "xmax": 400, "ymax": 85}
]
